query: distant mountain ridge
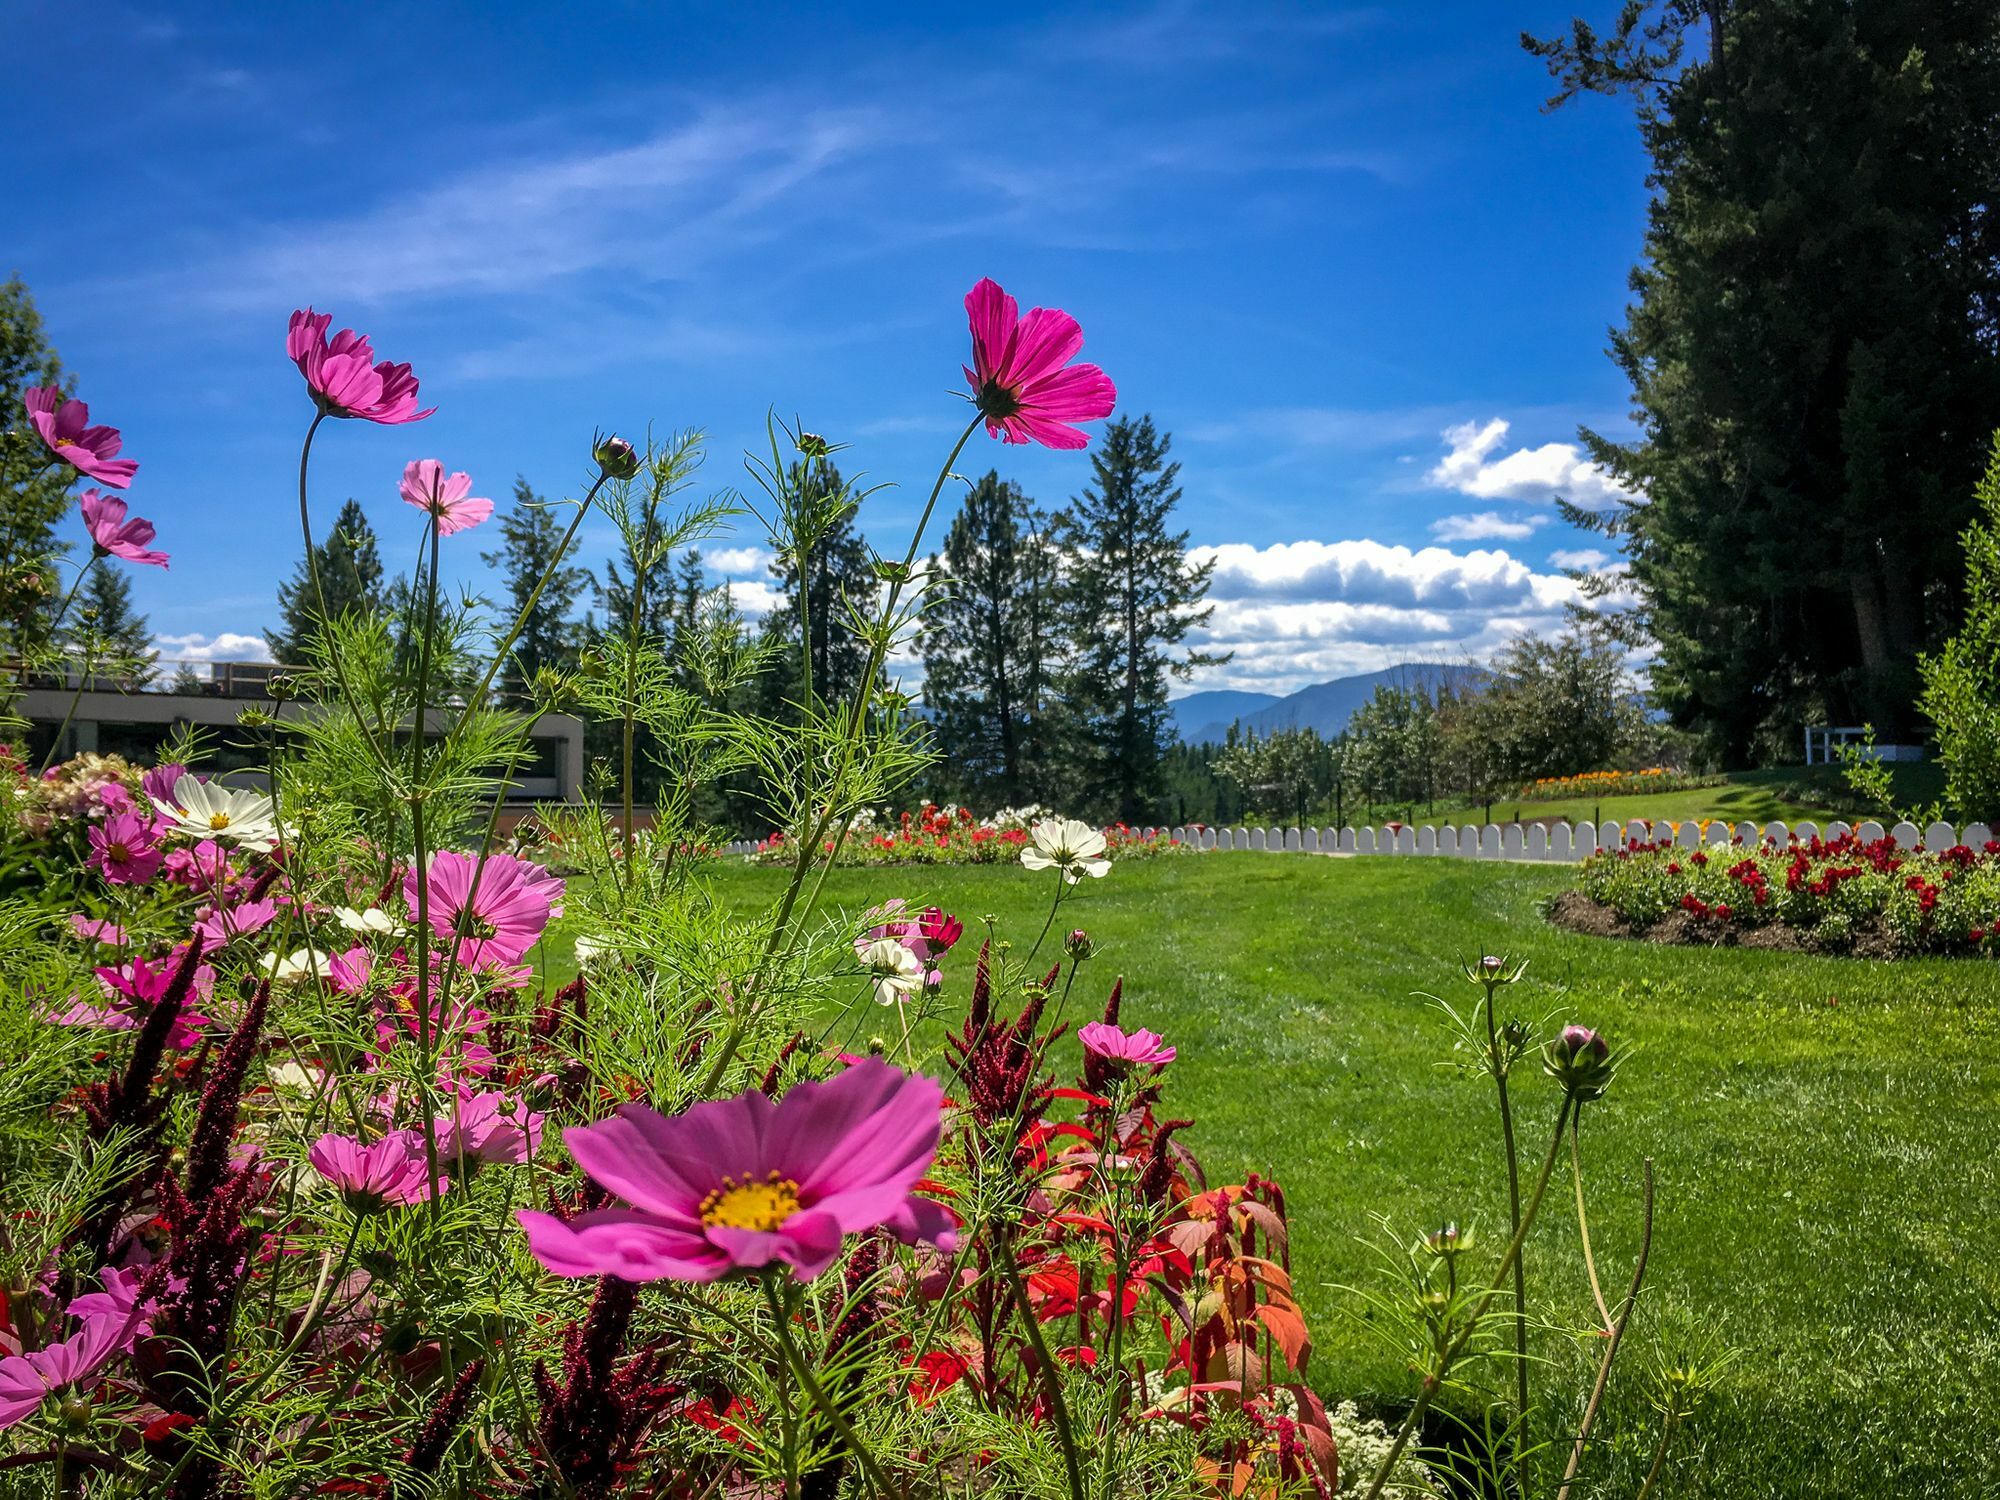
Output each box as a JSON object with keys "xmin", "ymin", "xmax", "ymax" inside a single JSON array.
[{"xmin": 1172, "ymin": 663, "xmax": 1487, "ymax": 745}]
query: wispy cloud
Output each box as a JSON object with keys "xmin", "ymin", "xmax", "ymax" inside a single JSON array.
[
  {"xmin": 1431, "ymin": 510, "xmax": 1548, "ymax": 542},
  {"xmin": 146, "ymin": 105, "xmax": 893, "ymax": 312}
]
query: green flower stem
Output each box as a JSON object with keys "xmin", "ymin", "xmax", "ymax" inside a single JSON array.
[
  {"xmin": 1359, "ymin": 1096, "xmax": 1575, "ymax": 1500},
  {"xmin": 1634, "ymin": 1408, "xmax": 1681, "ymax": 1500},
  {"xmin": 762, "ymin": 1274, "xmax": 900, "ymax": 1500},
  {"xmin": 1556, "ymin": 1158, "xmax": 1655, "ymax": 1500},
  {"xmin": 295, "ymin": 409, "xmax": 397, "ymax": 778},
  {"xmin": 995, "ymin": 1231, "xmax": 1088, "ymax": 1500},
  {"xmin": 1482, "ymin": 983, "xmax": 1531, "ymax": 1466},
  {"xmin": 408, "ymin": 514, "xmax": 446, "ymax": 1209},
  {"xmin": 701, "ymin": 412, "xmax": 981, "ymax": 1092}
]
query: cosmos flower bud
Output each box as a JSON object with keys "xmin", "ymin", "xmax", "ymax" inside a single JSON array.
[
  {"xmin": 593, "ymin": 432, "xmax": 640, "ymax": 479},
  {"xmin": 1422, "ymin": 1222, "xmax": 1472, "ymax": 1259},
  {"xmin": 1543, "ymin": 1024, "xmax": 1618, "ymax": 1102},
  {"xmin": 1064, "ymin": 928, "xmax": 1096, "ymax": 961},
  {"xmin": 872, "ymin": 558, "xmax": 914, "ymax": 584},
  {"xmin": 797, "ymin": 431, "xmax": 830, "ymax": 458}
]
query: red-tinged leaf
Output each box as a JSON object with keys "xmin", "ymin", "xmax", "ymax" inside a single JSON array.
[
  {"xmin": 1051, "ymin": 1211, "xmax": 1116, "ymax": 1234},
  {"xmin": 1238, "ymin": 1255, "xmax": 1295, "ymax": 1295},
  {"xmin": 1165, "ymin": 1220, "xmax": 1212, "ymax": 1258},
  {"xmin": 1050, "ymin": 1086, "xmax": 1111, "ymax": 1107},
  {"xmin": 1234, "ymin": 1199, "xmax": 1289, "ymax": 1254},
  {"xmin": 1253, "ymin": 1302, "xmax": 1313, "ymax": 1371}
]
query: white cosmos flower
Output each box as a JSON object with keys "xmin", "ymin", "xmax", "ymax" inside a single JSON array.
[
  {"xmin": 859, "ymin": 937, "xmax": 924, "ymax": 1006},
  {"xmin": 1020, "ymin": 817, "xmax": 1112, "ymax": 883},
  {"xmin": 261, "ymin": 946, "xmax": 330, "ymax": 983},
  {"xmin": 335, "ymin": 906, "xmax": 399, "ymax": 935},
  {"xmin": 151, "ymin": 779, "xmax": 280, "ymax": 852},
  {"xmin": 574, "ymin": 933, "xmax": 615, "ymax": 968}
]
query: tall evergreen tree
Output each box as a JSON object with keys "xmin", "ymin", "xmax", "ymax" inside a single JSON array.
[
  {"xmin": 268, "ymin": 498, "xmax": 385, "ymax": 664},
  {"xmin": 919, "ymin": 472, "xmax": 1064, "ymax": 805},
  {"xmin": 0, "ymin": 276, "xmax": 73, "ymax": 662},
  {"xmin": 1056, "ymin": 416, "xmax": 1226, "ymax": 821},
  {"xmin": 481, "ymin": 477, "xmax": 591, "ymax": 703},
  {"xmin": 1529, "ymin": 1, "xmax": 2000, "ymax": 760},
  {"xmin": 760, "ymin": 459, "xmax": 875, "ymax": 718}
]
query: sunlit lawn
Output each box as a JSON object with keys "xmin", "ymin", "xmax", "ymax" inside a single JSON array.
[{"xmin": 641, "ymin": 853, "xmax": 2000, "ymax": 1498}]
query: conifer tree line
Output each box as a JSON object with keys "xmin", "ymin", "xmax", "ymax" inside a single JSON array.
[{"xmin": 916, "ymin": 414, "xmax": 1224, "ymax": 824}]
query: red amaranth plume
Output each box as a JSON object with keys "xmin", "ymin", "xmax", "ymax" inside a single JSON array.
[
  {"xmin": 526, "ymin": 1278, "xmax": 676, "ymax": 1498},
  {"xmin": 78, "ymin": 935, "xmax": 208, "ymax": 1265},
  {"xmin": 141, "ymin": 1162, "xmax": 266, "ymax": 1419},
  {"xmin": 758, "ymin": 1032, "xmax": 809, "ymax": 1098},
  {"xmin": 1138, "ymin": 1119, "xmax": 1196, "ymax": 1205},
  {"xmin": 945, "ymin": 951, "xmax": 1062, "ymax": 1147},
  {"xmin": 183, "ymin": 980, "xmax": 270, "ymax": 1202},
  {"xmin": 392, "ymin": 1356, "xmax": 487, "ymax": 1499},
  {"xmin": 535, "ymin": 971, "xmax": 589, "ymax": 1039}
]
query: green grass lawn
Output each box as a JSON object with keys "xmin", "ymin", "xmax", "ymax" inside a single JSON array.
[
  {"xmin": 669, "ymin": 854, "xmax": 1999, "ymax": 1498},
  {"xmin": 1360, "ymin": 762, "xmax": 1947, "ymax": 832}
]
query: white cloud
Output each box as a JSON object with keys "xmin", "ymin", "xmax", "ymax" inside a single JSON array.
[
  {"xmin": 1430, "ymin": 511, "xmax": 1548, "ymax": 542},
  {"xmin": 154, "ymin": 631, "xmax": 273, "ymax": 665},
  {"xmin": 706, "ymin": 545, "xmax": 773, "ymax": 577},
  {"xmin": 1549, "ymin": 547, "xmax": 1610, "ymax": 570},
  {"xmin": 1427, "ymin": 418, "xmax": 1628, "ymax": 507},
  {"xmin": 727, "ymin": 580, "xmax": 782, "ymax": 617},
  {"xmin": 1182, "ymin": 538, "xmax": 1591, "ymax": 695}
]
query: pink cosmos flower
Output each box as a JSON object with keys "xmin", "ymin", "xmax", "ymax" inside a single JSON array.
[
  {"xmin": 517, "ymin": 1058, "xmax": 955, "ymax": 1283},
  {"xmin": 0, "ymin": 1309, "xmax": 135, "ymax": 1430},
  {"xmin": 22, "ymin": 386, "xmax": 139, "ymax": 487},
  {"xmin": 441, "ymin": 1087, "xmax": 545, "ymax": 1167},
  {"xmin": 287, "ymin": 308, "xmax": 435, "ymax": 425},
  {"xmin": 79, "ymin": 490, "xmax": 168, "ymax": 568},
  {"xmin": 962, "ymin": 278, "xmax": 1116, "ymax": 450},
  {"xmin": 191, "ymin": 896, "xmax": 278, "ymax": 948},
  {"xmin": 404, "ymin": 850, "xmax": 563, "ymax": 968},
  {"xmin": 308, "ymin": 1130, "xmax": 444, "ymax": 1213},
  {"xmin": 163, "ymin": 839, "xmax": 235, "ymax": 891},
  {"xmin": 399, "ymin": 459, "xmax": 493, "ymax": 536},
  {"xmin": 98, "ymin": 949, "xmax": 216, "ymax": 1013},
  {"xmin": 86, "ymin": 811, "xmax": 162, "ymax": 885},
  {"xmin": 1078, "ymin": 1021, "xmax": 1176, "ymax": 1071},
  {"xmin": 67, "ymin": 913, "xmax": 128, "ymax": 946},
  {"xmin": 141, "ymin": 763, "xmax": 188, "ymax": 804},
  {"xmin": 53, "ymin": 948, "xmax": 216, "ymax": 1048}
]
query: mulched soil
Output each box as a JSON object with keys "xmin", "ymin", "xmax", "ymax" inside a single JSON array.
[{"xmin": 1544, "ymin": 889, "xmax": 1903, "ymax": 959}]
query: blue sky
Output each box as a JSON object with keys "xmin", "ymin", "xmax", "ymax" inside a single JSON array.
[{"xmin": 6, "ymin": 0, "xmax": 1648, "ymax": 696}]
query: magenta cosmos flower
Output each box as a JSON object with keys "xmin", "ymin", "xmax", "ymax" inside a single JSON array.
[
  {"xmin": 517, "ymin": 1059, "xmax": 956, "ymax": 1283},
  {"xmin": 400, "ymin": 459, "xmax": 493, "ymax": 536},
  {"xmin": 404, "ymin": 849, "xmax": 563, "ymax": 968},
  {"xmin": 86, "ymin": 810, "xmax": 163, "ymax": 885},
  {"xmin": 287, "ymin": 308, "xmax": 435, "ymax": 424},
  {"xmin": 80, "ymin": 490, "xmax": 168, "ymax": 568},
  {"xmin": 962, "ymin": 277, "xmax": 1116, "ymax": 450},
  {"xmin": 309, "ymin": 1130, "xmax": 444, "ymax": 1213},
  {"xmin": 0, "ymin": 1307, "xmax": 137, "ymax": 1430},
  {"xmin": 1078, "ymin": 1021, "xmax": 1176, "ymax": 1071},
  {"xmin": 23, "ymin": 386, "xmax": 139, "ymax": 488}
]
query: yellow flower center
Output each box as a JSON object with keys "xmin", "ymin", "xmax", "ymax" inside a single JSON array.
[
  {"xmin": 208, "ymin": 812, "xmax": 233, "ymax": 830},
  {"xmin": 700, "ymin": 1171, "xmax": 802, "ymax": 1233}
]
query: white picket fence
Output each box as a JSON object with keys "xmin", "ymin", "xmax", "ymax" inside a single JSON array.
[{"xmin": 723, "ymin": 818, "xmax": 1994, "ymax": 863}]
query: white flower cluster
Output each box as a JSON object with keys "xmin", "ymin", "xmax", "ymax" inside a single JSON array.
[{"xmin": 1326, "ymin": 1401, "xmax": 1443, "ymax": 1497}]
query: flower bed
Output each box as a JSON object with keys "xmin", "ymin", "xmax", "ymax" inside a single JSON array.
[
  {"xmin": 1517, "ymin": 766, "xmax": 1723, "ymax": 802},
  {"xmin": 1556, "ymin": 829, "xmax": 2000, "ymax": 955},
  {"xmin": 750, "ymin": 802, "xmax": 1188, "ymax": 867}
]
